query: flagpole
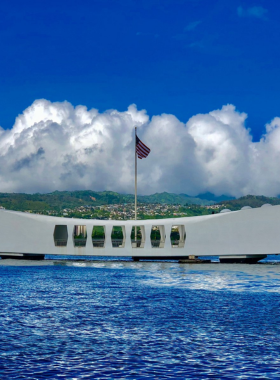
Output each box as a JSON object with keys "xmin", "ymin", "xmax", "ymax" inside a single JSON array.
[{"xmin": 135, "ymin": 126, "xmax": 137, "ymax": 243}]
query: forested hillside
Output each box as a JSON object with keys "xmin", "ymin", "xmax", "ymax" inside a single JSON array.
[
  {"xmin": 218, "ymin": 195, "xmax": 280, "ymax": 210},
  {"xmin": 0, "ymin": 191, "xmax": 277, "ymax": 212},
  {"xmin": 0, "ymin": 190, "xmax": 218, "ymax": 211}
]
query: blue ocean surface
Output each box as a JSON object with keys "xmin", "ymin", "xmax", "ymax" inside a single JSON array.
[{"xmin": 1, "ymin": 257, "xmax": 280, "ymax": 379}]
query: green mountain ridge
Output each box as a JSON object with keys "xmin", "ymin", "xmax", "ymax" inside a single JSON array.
[
  {"xmin": 0, "ymin": 191, "xmax": 277, "ymax": 212},
  {"xmin": 0, "ymin": 190, "xmax": 220, "ymax": 211},
  {"xmin": 217, "ymin": 195, "xmax": 280, "ymax": 210}
]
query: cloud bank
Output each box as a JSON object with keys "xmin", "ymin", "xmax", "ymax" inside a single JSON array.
[{"xmin": 0, "ymin": 99, "xmax": 280, "ymax": 197}]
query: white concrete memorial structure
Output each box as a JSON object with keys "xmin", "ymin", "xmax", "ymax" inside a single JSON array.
[{"xmin": 0, "ymin": 204, "xmax": 279, "ymax": 263}]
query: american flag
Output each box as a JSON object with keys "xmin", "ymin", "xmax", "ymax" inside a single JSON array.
[{"xmin": 136, "ymin": 135, "xmax": 151, "ymax": 159}]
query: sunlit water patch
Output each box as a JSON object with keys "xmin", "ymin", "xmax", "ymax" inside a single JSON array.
[
  {"xmin": 0, "ymin": 259, "xmax": 280, "ymax": 379},
  {"xmin": 137, "ymin": 262, "xmax": 280, "ymax": 293}
]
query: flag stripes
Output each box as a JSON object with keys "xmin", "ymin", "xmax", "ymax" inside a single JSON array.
[{"xmin": 136, "ymin": 135, "xmax": 150, "ymax": 159}]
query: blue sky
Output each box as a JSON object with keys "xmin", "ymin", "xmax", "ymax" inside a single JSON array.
[
  {"xmin": 1, "ymin": 0, "xmax": 280, "ymax": 197},
  {"xmin": 0, "ymin": 0, "xmax": 279, "ymax": 140}
]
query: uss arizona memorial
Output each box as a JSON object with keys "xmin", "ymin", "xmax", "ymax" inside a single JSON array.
[{"xmin": 0, "ymin": 203, "xmax": 279, "ymax": 263}]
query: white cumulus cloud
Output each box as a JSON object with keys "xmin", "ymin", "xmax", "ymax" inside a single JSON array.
[{"xmin": 0, "ymin": 99, "xmax": 280, "ymax": 197}]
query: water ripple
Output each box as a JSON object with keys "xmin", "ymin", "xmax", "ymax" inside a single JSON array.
[{"xmin": 0, "ymin": 260, "xmax": 280, "ymax": 378}]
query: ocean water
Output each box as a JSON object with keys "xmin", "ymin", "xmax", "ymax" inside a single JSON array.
[{"xmin": 0, "ymin": 257, "xmax": 280, "ymax": 379}]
